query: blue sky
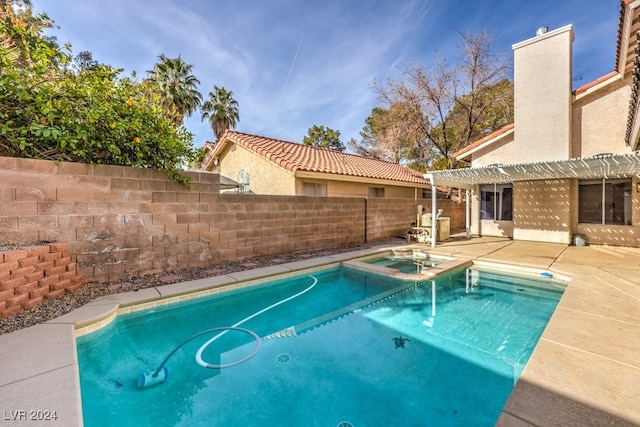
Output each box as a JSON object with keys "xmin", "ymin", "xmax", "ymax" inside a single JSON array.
[{"xmin": 36, "ymin": 0, "xmax": 620, "ymax": 149}]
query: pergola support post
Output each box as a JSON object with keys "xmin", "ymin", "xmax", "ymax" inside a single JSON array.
[
  {"xmin": 431, "ymin": 183, "xmax": 437, "ymax": 247},
  {"xmin": 465, "ymin": 189, "xmax": 471, "ymax": 239}
]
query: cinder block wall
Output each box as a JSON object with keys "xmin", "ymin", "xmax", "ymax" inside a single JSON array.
[
  {"xmin": 438, "ymin": 199, "xmax": 466, "ymax": 230},
  {"xmin": 0, "ymin": 157, "xmax": 466, "ymax": 292},
  {"xmin": 365, "ymin": 198, "xmax": 468, "ymax": 241},
  {"xmin": 0, "ymin": 157, "xmax": 371, "ymax": 285},
  {"xmin": 366, "ymin": 199, "xmax": 414, "ymax": 241},
  {"xmin": 0, "ymin": 243, "xmax": 83, "ymax": 318}
]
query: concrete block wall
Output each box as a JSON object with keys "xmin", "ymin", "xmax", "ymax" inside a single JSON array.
[
  {"xmin": 0, "ymin": 157, "xmax": 370, "ymax": 285},
  {"xmin": 0, "ymin": 156, "xmax": 465, "ymax": 297},
  {"xmin": 366, "ymin": 198, "xmax": 414, "ymax": 242},
  {"xmin": 366, "ymin": 198, "xmax": 466, "ymax": 241},
  {"xmin": 0, "ymin": 243, "xmax": 83, "ymax": 318},
  {"xmin": 438, "ymin": 199, "xmax": 466, "ymax": 230}
]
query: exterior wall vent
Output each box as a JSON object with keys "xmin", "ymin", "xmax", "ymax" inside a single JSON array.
[{"xmin": 536, "ymin": 26, "xmax": 548, "ymax": 36}]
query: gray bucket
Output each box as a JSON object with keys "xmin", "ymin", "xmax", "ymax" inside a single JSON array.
[{"xmin": 573, "ymin": 234, "xmax": 586, "ymax": 246}]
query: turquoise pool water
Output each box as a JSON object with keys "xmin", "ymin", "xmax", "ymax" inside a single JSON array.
[{"xmin": 76, "ymin": 266, "xmax": 564, "ymax": 426}]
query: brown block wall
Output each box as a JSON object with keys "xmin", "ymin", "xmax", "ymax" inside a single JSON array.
[
  {"xmin": 0, "ymin": 156, "xmax": 465, "ymax": 293},
  {"xmin": 366, "ymin": 198, "xmax": 416, "ymax": 241},
  {"xmin": 0, "ymin": 157, "xmax": 369, "ymax": 285},
  {"xmin": 0, "ymin": 243, "xmax": 83, "ymax": 318},
  {"xmin": 365, "ymin": 198, "xmax": 466, "ymax": 241}
]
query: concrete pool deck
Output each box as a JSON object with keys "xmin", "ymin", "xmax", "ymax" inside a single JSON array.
[{"xmin": 1, "ymin": 237, "xmax": 639, "ymax": 426}]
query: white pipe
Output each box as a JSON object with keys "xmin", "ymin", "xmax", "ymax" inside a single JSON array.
[
  {"xmin": 465, "ymin": 189, "xmax": 471, "ymax": 239},
  {"xmin": 431, "ymin": 183, "xmax": 437, "ymax": 248},
  {"xmin": 195, "ymin": 275, "xmax": 318, "ymax": 368}
]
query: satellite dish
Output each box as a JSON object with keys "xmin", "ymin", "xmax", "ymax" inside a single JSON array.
[{"xmin": 237, "ymin": 170, "xmax": 250, "ymax": 193}]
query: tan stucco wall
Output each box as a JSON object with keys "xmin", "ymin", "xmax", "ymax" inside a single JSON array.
[
  {"xmin": 217, "ymin": 143, "xmax": 428, "ymax": 198},
  {"xmin": 218, "ymin": 143, "xmax": 295, "ymax": 195},
  {"xmin": 571, "ymin": 77, "xmax": 632, "ymax": 158},
  {"xmin": 513, "ymin": 179, "xmax": 572, "ymax": 244},
  {"xmin": 469, "ymin": 132, "xmax": 515, "ymax": 168},
  {"xmin": 305, "ymin": 179, "xmax": 420, "ymax": 198},
  {"xmin": 513, "ymin": 25, "xmax": 573, "ymax": 163},
  {"xmin": 480, "ymin": 220, "xmax": 514, "ymax": 238}
]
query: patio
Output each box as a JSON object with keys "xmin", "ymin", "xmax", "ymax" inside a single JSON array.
[{"xmin": 1, "ymin": 237, "xmax": 639, "ymax": 426}]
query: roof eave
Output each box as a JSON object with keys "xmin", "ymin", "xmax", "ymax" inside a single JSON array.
[
  {"xmin": 294, "ymin": 170, "xmax": 431, "ymax": 188},
  {"xmin": 455, "ymin": 126, "xmax": 515, "ymax": 161},
  {"xmin": 573, "ymin": 71, "xmax": 621, "ymax": 98},
  {"xmin": 616, "ymin": 0, "xmax": 640, "ymax": 75}
]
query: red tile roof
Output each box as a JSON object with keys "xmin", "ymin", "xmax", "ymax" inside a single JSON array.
[
  {"xmin": 208, "ymin": 131, "xmax": 430, "ymax": 185},
  {"xmin": 573, "ymin": 71, "xmax": 619, "ymax": 95},
  {"xmin": 453, "ymin": 124, "xmax": 515, "ymax": 159}
]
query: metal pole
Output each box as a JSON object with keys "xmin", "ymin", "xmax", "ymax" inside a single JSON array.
[
  {"xmin": 431, "ymin": 184, "xmax": 437, "ymax": 247},
  {"xmin": 601, "ymin": 178, "xmax": 606, "ymax": 225},
  {"xmin": 465, "ymin": 189, "xmax": 471, "ymax": 239}
]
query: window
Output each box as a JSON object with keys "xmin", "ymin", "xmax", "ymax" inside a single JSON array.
[
  {"xmin": 368, "ymin": 187, "xmax": 385, "ymax": 198},
  {"xmin": 301, "ymin": 182, "xmax": 327, "ymax": 196},
  {"xmin": 480, "ymin": 184, "xmax": 512, "ymax": 220},
  {"xmin": 578, "ymin": 179, "xmax": 632, "ymax": 225}
]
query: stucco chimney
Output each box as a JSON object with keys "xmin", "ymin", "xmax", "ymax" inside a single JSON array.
[{"xmin": 512, "ymin": 24, "xmax": 574, "ymax": 163}]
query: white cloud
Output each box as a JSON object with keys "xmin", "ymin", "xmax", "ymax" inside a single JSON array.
[{"xmin": 38, "ymin": 0, "xmax": 619, "ymax": 147}]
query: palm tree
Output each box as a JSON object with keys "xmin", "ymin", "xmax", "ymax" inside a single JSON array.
[
  {"xmin": 201, "ymin": 85, "xmax": 239, "ymax": 140},
  {"xmin": 146, "ymin": 54, "xmax": 202, "ymax": 125}
]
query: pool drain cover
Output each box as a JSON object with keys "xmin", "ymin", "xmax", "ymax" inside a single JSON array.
[
  {"xmin": 337, "ymin": 422, "xmax": 354, "ymax": 427},
  {"xmin": 276, "ymin": 353, "xmax": 291, "ymax": 363}
]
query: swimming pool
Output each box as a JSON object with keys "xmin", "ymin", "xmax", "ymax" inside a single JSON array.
[{"xmin": 76, "ymin": 264, "xmax": 564, "ymax": 426}]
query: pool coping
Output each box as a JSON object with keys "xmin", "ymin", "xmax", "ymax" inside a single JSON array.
[{"xmin": 1, "ymin": 239, "xmax": 639, "ymax": 426}]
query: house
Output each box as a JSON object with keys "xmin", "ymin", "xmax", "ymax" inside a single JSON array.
[
  {"xmin": 199, "ymin": 130, "xmax": 435, "ymax": 199},
  {"xmin": 426, "ymin": 0, "xmax": 640, "ymax": 247}
]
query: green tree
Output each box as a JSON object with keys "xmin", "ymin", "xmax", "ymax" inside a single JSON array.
[
  {"xmin": 72, "ymin": 50, "xmax": 100, "ymax": 72},
  {"xmin": 0, "ymin": 1, "xmax": 196, "ymax": 182},
  {"xmin": 1, "ymin": 0, "xmax": 61, "ymax": 71},
  {"xmin": 302, "ymin": 125, "xmax": 345, "ymax": 151},
  {"xmin": 200, "ymin": 85, "xmax": 239, "ymax": 140},
  {"xmin": 349, "ymin": 103, "xmax": 425, "ymax": 164},
  {"xmin": 373, "ymin": 29, "xmax": 512, "ymax": 170},
  {"xmin": 146, "ymin": 54, "xmax": 202, "ymax": 126}
]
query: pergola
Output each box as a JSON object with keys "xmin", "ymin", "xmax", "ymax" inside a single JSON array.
[{"xmin": 423, "ymin": 152, "xmax": 640, "ymax": 246}]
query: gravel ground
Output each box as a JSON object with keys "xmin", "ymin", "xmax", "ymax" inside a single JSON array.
[{"xmin": 0, "ymin": 238, "xmax": 406, "ymax": 335}]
